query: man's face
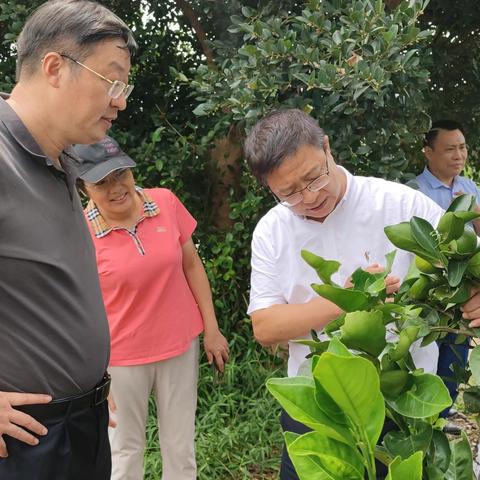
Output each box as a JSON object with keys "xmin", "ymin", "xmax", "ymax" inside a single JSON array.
[
  {"xmin": 266, "ymin": 143, "xmax": 346, "ymax": 221},
  {"xmin": 425, "ymin": 129, "xmax": 468, "ymax": 181},
  {"xmin": 58, "ymin": 39, "xmax": 131, "ymax": 145}
]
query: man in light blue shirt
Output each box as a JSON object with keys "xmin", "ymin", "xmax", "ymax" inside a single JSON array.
[
  {"xmin": 411, "ymin": 120, "xmax": 480, "ymax": 233},
  {"xmin": 410, "ymin": 119, "xmax": 480, "ymax": 420}
]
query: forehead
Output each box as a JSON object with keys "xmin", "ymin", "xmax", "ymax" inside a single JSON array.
[
  {"xmin": 433, "ymin": 129, "xmax": 465, "ymax": 147},
  {"xmin": 84, "ymin": 39, "xmax": 131, "ymax": 75}
]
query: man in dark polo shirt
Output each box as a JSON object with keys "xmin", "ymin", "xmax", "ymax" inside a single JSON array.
[{"xmin": 0, "ymin": 1, "xmax": 137, "ymax": 478}]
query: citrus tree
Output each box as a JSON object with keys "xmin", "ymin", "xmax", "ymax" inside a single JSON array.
[{"xmin": 267, "ymin": 194, "xmax": 480, "ymax": 479}]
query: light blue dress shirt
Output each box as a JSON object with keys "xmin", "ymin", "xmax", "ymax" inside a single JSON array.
[{"xmin": 411, "ymin": 167, "xmax": 480, "ymax": 211}]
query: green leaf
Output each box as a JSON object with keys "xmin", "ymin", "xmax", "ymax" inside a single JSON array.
[
  {"xmin": 327, "ymin": 337, "xmax": 353, "ymax": 357},
  {"xmin": 301, "ymin": 250, "xmax": 340, "ymax": 286},
  {"xmin": 385, "ymin": 250, "xmax": 397, "ymax": 274},
  {"xmin": 285, "ymin": 431, "xmax": 364, "ymax": 480},
  {"xmin": 340, "ymin": 311, "xmax": 386, "ymax": 356},
  {"xmin": 437, "ymin": 212, "xmax": 464, "ymax": 243},
  {"xmin": 410, "ymin": 216, "xmax": 440, "ymax": 260},
  {"xmin": 453, "ymin": 211, "xmax": 480, "ymax": 222},
  {"xmin": 266, "ymin": 376, "xmax": 353, "ymax": 444},
  {"xmin": 463, "ymin": 386, "xmax": 480, "ymax": 413},
  {"xmin": 386, "ymin": 451, "xmax": 423, "ymax": 479},
  {"xmin": 427, "ymin": 429, "xmax": 451, "ymax": 472},
  {"xmin": 384, "ymin": 222, "xmax": 439, "ymax": 265},
  {"xmin": 387, "ymin": 373, "xmax": 452, "ymax": 418},
  {"xmin": 311, "ymin": 284, "xmax": 370, "ymax": 312},
  {"xmin": 469, "ymin": 346, "xmax": 480, "ymax": 384},
  {"xmin": 324, "ymin": 313, "xmax": 346, "ymax": 335},
  {"xmin": 447, "ymin": 260, "xmax": 469, "ymax": 288},
  {"xmin": 384, "ymin": 424, "xmax": 432, "ymax": 459},
  {"xmin": 445, "ymin": 431, "xmax": 474, "ymax": 480},
  {"xmin": 446, "ymin": 194, "xmax": 476, "ymax": 213},
  {"xmin": 313, "ymin": 353, "xmax": 385, "ymax": 449}
]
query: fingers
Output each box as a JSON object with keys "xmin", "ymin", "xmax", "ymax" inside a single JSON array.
[
  {"xmin": 108, "ymin": 416, "xmax": 117, "ymax": 429},
  {"xmin": 385, "ymin": 274, "xmax": 401, "ymax": 295},
  {"xmin": 0, "ymin": 436, "xmax": 7, "ymax": 458},
  {"xmin": 8, "ymin": 409, "xmax": 48, "ymax": 438},
  {"xmin": 462, "ymin": 290, "xmax": 480, "ymax": 327},
  {"xmin": 6, "ymin": 392, "xmax": 51, "ymax": 407},
  {"xmin": 107, "ymin": 393, "xmax": 116, "ymax": 414}
]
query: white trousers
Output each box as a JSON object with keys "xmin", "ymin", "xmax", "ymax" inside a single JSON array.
[{"xmin": 109, "ymin": 338, "xmax": 199, "ymax": 480}]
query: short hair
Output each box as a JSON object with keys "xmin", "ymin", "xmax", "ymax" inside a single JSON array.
[
  {"xmin": 424, "ymin": 119, "xmax": 465, "ymax": 148},
  {"xmin": 244, "ymin": 109, "xmax": 325, "ymax": 183},
  {"xmin": 16, "ymin": 0, "xmax": 137, "ymax": 81}
]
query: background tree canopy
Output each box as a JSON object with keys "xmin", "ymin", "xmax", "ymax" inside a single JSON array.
[{"xmin": 1, "ymin": 0, "xmax": 479, "ymax": 477}]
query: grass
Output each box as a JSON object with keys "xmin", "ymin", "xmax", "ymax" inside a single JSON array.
[{"xmin": 143, "ymin": 336, "xmax": 285, "ymax": 479}]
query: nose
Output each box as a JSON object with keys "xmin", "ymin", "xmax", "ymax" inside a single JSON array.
[
  {"xmin": 110, "ymin": 94, "xmax": 127, "ymax": 111},
  {"xmin": 302, "ymin": 188, "xmax": 319, "ymax": 205}
]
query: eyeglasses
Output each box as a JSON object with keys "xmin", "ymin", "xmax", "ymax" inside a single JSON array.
[
  {"xmin": 60, "ymin": 54, "xmax": 134, "ymax": 100},
  {"xmin": 275, "ymin": 156, "xmax": 330, "ymax": 208},
  {"xmin": 87, "ymin": 168, "xmax": 130, "ymax": 189}
]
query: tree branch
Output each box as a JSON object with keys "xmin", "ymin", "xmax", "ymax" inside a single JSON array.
[{"xmin": 175, "ymin": 0, "xmax": 215, "ymax": 67}]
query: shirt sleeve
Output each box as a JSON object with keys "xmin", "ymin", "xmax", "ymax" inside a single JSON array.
[
  {"xmin": 169, "ymin": 191, "xmax": 197, "ymax": 244},
  {"xmin": 412, "ymin": 189, "xmax": 444, "ymax": 228},
  {"xmin": 247, "ymin": 219, "xmax": 286, "ymax": 314}
]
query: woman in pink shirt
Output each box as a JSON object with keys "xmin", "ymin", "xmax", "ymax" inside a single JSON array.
[{"xmin": 73, "ymin": 136, "xmax": 229, "ymax": 480}]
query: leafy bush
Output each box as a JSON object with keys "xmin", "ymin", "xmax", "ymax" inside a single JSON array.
[{"xmin": 267, "ymin": 195, "xmax": 480, "ymax": 478}]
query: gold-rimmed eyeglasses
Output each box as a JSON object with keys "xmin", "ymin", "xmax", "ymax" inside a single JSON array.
[
  {"xmin": 60, "ymin": 53, "xmax": 134, "ymax": 100},
  {"xmin": 274, "ymin": 156, "xmax": 330, "ymax": 208}
]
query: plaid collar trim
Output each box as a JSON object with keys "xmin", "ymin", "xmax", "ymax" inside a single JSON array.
[{"xmin": 85, "ymin": 187, "xmax": 160, "ymax": 238}]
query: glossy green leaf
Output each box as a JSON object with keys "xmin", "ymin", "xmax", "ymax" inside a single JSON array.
[
  {"xmin": 386, "ymin": 451, "xmax": 423, "ymax": 480},
  {"xmin": 427, "ymin": 429, "xmax": 451, "ymax": 473},
  {"xmin": 311, "ymin": 284, "xmax": 370, "ymax": 312},
  {"xmin": 447, "ymin": 260, "xmax": 469, "ymax": 288},
  {"xmin": 453, "ymin": 211, "xmax": 480, "ymax": 222},
  {"xmin": 340, "ymin": 311, "xmax": 386, "ymax": 356},
  {"xmin": 384, "ymin": 424, "xmax": 432, "ymax": 459},
  {"xmin": 437, "ymin": 212, "xmax": 465, "ymax": 243},
  {"xmin": 385, "ymin": 250, "xmax": 397, "ymax": 274},
  {"xmin": 463, "ymin": 386, "xmax": 480, "ymax": 413},
  {"xmin": 410, "ymin": 216, "xmax": 440, "ymax": 260},
  {"xmin": 327, "ymin": 337, "xmax": 353, "ymax": 357},
  {"xmin": 446, "ymin": 194, "xmax": 476, "ymax": 213},
  {"xmin": 384, "ymin": 222, "xmax": 439, "ymax": 265},
  {"xmin": 445, "ymin": 431, "xmax": 474, "ymax": 480},
  {"xmin": 313, "ymin": 353, "xmax": 385, "ymax": 449},
  {"xmin": 387, "ymin": 373, "xmax": 451, "ymax": 418},
  {"xmin": 285, "ymin": 431, "xmax": 364, "ymax": 480},
  {"xmin": 266, "ymin": 376, "xmax": 353, "ymax": 444},
  {"xmin": 469, "ymin": 346, "xmax": 480, "ymax": 384},
  {"xmin": 467, "ymin": 251, "xmax": 480, "ymax": 279},
  {"xmin": 301, "ymin": 250, "xmax": 340, "ymax": 286}
]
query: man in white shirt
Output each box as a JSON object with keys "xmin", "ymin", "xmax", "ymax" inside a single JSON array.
[{"xmin": 244, "ymin": 109, "xmax": 480, "ymax": 480}]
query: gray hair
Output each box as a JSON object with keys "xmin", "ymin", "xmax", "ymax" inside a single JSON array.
[
  {"xmin": 16, "ymin": 0, "xmax": 137, "ymax": 81},
  {"xmin": 244, "ymin": 109, "xmax": 325, "ymax": 183}
]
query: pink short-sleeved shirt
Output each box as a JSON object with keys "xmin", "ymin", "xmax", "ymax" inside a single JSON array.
[{"xmin": 85, "ymin": 188, "xmax": 204, "ymax": 366}]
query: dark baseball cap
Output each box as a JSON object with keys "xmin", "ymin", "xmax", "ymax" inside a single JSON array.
[{"xmin": 73, "ymin": 136, "xmax": 136, "ymax": 183}]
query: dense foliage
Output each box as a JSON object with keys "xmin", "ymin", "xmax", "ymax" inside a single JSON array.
[
  {"xmin": 268, "ymin": 195, "xmax": 480, "ymax": 478},
  {"xmin": 1, "ymin": 0, "xmax": 479, "ymax": 477}
]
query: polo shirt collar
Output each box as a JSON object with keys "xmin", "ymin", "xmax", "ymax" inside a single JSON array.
[
  {"xmin": 85, "ymin": 188, "xmax": 160, "ymax": 238},
  {"xmin": 421, "ymin": 166, "xmax": 456, "ymax": 190},
  {"xmin": 0, "ymin": 93, "xmax": 48, "ymax": 162}
]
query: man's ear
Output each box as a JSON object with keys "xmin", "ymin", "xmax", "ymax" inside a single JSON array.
[
  {"xmin": 424, "ymin": 146, "xmax": 434, "ymax": 163},
  {"xmin": 41, "ymin": 52, "xmax": 65, "ymax": 88}
]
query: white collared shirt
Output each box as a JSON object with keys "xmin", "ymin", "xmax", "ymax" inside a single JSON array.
[{"xmin": 248, "ymin": 168, "xmax": 444, "ymax": 376}]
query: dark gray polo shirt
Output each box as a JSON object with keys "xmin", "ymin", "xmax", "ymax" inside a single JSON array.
[{"xmin": 0, "ymin": 94, "xmax": 109, "ymax": 398}]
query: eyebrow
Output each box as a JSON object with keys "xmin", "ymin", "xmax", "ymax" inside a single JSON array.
[
  {"xmin": 278, "ymin": 165, "xmax": 323, "ymax": 196},
  {"xmin": 106, "ymin": 60, "xmax": 128, "ymax": 75}
]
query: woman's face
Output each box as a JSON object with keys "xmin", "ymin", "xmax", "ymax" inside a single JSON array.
[{"xmin": 83, "ymin": 168, "xmax": 138, "ymax": 220}]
